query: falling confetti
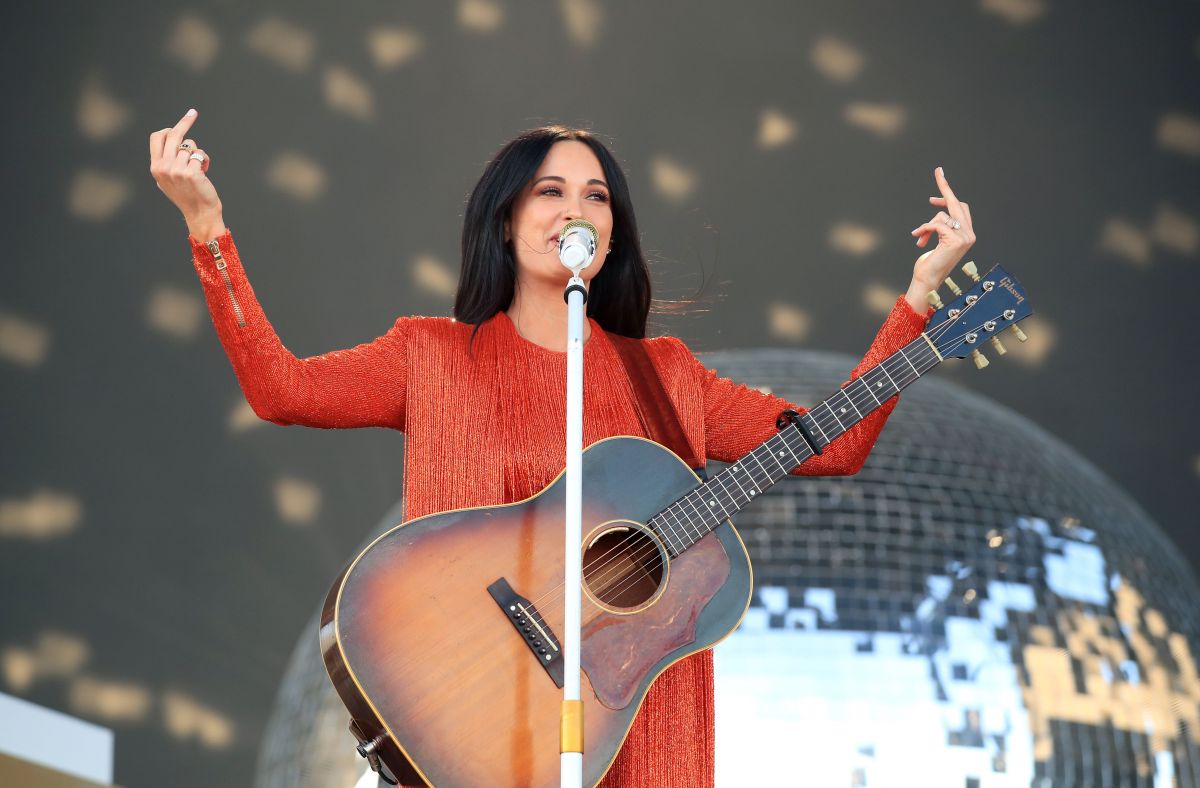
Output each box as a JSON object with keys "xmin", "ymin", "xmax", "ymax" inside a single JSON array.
[
  {"xmin": 165, "ymin": 13, "xmax": 220, "ymax": 72},
  {"xmin": 246, "ymin": 16, "xmax": 315, "ymax": 73}
]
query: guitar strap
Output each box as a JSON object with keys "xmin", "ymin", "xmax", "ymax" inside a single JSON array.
[{"xmin": 609, "ymin": 334, "xmax": 703, "ymax": 471}]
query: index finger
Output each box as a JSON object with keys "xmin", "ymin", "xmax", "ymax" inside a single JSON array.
[
  {"xmin": 161, "ymin": 109, "xmax": 198, "ymax": 159},
  {"xmin": 934, "ymin": 166, "xmax": 964, "ymax": 219}
]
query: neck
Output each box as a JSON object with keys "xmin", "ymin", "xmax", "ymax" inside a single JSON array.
[{"xmin": 506, "ymin": 278, "xmax": 592, "ymax": 351}]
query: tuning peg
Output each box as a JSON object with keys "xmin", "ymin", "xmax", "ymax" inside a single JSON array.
[
  {"xmin": 961, "ymin": 261, "xmax": 980, "ymax": 282},
  {"xmin": 971, "ymin": 349, "xmax": 989, "ymax": 370},
  {"xmin": 926, "ymin": 290, "xmax": 944, "ymax": 309},
  {"xmin": 989, "ymin": 336, "xmax": 1007, "ymax": 355},
  {"xmin": 943, "ymin": 276, "xmax": 962, "ymax": 296},
  {"xmin": 1009, "ymin": 324, "xmax": 1027, "ymax": 342}
]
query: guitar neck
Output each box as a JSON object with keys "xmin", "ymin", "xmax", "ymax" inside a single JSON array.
[{"xmin": 649, "ymin": 334, "xmax": 943, "ymax": 556}]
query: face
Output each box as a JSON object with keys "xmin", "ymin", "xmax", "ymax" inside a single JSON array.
[{"xmin": 506, "ymin": 140, "xmax": 614, "ymax": 286}]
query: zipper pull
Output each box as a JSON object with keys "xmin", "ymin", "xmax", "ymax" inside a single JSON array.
[
  {"xmin": 206, "ymin": 239, "xmax": 227, "ymax": 270},
  {"xmin": 205, "ymin": 238, "xmax": 246, "ymax": 327}
]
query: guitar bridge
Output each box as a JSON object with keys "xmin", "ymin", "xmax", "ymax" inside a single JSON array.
[{"xmin": 487, "ymin": 578, "xmax": 564, "ymax": 688}]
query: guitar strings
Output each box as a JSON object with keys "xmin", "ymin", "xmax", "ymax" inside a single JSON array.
[
  {"xmin": 401, "ymin": 317, "xmax": 993, "ymax": 690},
  {"xmin": 567, "ymin": 301, "xmax": 992, "ymax": 604},
  {"xmin": 522, "ymin": 305, "xmax": 1002, "ymax": 621},
  {"xmin": 403, "ymin": 310, "xmax": 1000, "ymax": 671},
  {"xmin": 447, "ymin": 306, "xmax": 991, "ymax": 640}
]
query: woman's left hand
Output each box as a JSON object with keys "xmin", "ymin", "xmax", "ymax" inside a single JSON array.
[{"xmin": 905, "ymin": 167, "xmax": 976, "ymax": 310}]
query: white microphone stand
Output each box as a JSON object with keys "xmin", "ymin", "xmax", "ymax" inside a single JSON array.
[{"xmin": 558, "ymin": 221, "xmax": 595, "ymax": 788}]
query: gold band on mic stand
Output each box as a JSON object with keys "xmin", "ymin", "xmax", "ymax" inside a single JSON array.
[{"xmin": 560, "ymin": 700, "xmax": 584, "ymax": 753}]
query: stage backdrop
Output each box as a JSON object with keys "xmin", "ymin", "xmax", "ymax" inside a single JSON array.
[{"xmin": 1, "ymin": 1, "xmax": 1198, "ymax": 786}]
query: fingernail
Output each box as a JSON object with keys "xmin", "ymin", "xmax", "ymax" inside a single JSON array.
[
  {"xmin": 186, "ymin": 108, "xmax": 197, "ymax": 117},
  {"xmin": 937, "ymin": 166, "xmax": 944, "ymax": 177}
]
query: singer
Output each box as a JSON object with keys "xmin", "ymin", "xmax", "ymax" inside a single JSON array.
[{"xmin": 150, "ymin": 112, "xmax": 976, "ymax": 787}]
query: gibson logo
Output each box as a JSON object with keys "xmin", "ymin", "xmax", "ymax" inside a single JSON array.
[{"xmin": 999, "ymin": 276, "xmax": 1024, "ymax": 305}]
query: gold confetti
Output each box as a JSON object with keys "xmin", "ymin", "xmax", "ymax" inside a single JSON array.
[
  {"xmin": 1149, "ymin": 203, "xmax": 1199, "ymax": 255},
  {"xmin": 844, "ymin": 103, "xmax": 907, "ymax": 138},
  {"xmin": 265, "ymin": 152, "xmax": 326, "ymax": 202},
  {"xmin": 324, "ymin": 65, "xmax": 374, "ymax": 122},
  {"xmin": 146, "ymin": 285, "xmax": 204, "ymax": 340},
  {"xmin": 862, "ymin": 281, "xmax": 900, "ymax": 316},
  {"xmin": 228, "ymin": 399, "xmax": 263, "ymax": 432},
  {"xmin": 34, "ymin": 631, "xmax": 90, "ymax": 679},
  {"xmin": 767, "ymin": 302, "xmax": 811, "ymax": 342},
  {"xmin": 246, "ymin": 17, "xmax": 315, "ymax": 73},
  {"xmin": 811, "ymin": 35, "xmax": 865, "ymax": 83},
  {"xmin": 274, "ymin": 476, "xmax": 321, "ymax": 525},
  {"xmin": 1003, "ymin": 314, "xmax": 1055, "ymax": 366},
  {"xmin": 1156, "ymin": 113, "xmax": 1200, "ymax": 158},
  {"xmin": 69, "ymin": 676, "xmax": 153, "ymax": 722},
  {"xmin": 78, "ymin": 78, "xmax": 129, "ymax": 141},
  {"xmin": 649, "ymin": 156, "xmax": 697, "ymax": 204},
  {"xmin": 162, "ymin": 690, "xmax": 235, "ymax": 749},
  {"xmin": 459, "ymin": 0, "xmax": 504, "ymax": 33},
  {"xmin": 980, "ymin": 0, "xmax": 1049, "ymax": 26},
  {"xmin": 1098, "ymin": 217, "xmax": 1152, "ymax": 267},
  {"xmin": 0, "ymin": 489, "xmax": 82, "ymax": 540},
  {"xmin": 0, "ymin": 310, "xmax": 50, "ymax": 366},
  {"xmin": 829, "ymin": 222, "xmax": 881, "ymax": 256},
  {"xmin": 757, "ymin": 109, "xmax": 799, "ymax": 150},
  {"xmin": 68, "ymin": 168, "xmax": 131, "ymax": 222},
  {"xmin": 165, "ymin": 13, "xmax": 220, "ymax": 72},
  {"xmin": 413, "ymin": 255, "xmax": 457, "ymax": 298},
  {"xmin": 367, "ymin": 26, "xmax": 425, "ymax": 70},
  {"xmin": 560, "ymin": 0, "xmax": 604, "ymax": 49},
  {"xmin": 2, "ymin": 648, "xmax": 37, "ymax": 692}
]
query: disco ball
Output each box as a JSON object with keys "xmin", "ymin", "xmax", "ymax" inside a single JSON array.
[{"xmin": 254, "ymin": 349, "xmax": 1200, "ymax": 788}]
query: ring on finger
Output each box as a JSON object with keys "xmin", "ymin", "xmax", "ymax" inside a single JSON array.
[
  {"xmin": 189, "ymin": 151, "xmax": 207, "ymax": 164},
  {"xmin": 178, "ymin": 142, "xmax": 195, "ymax": 151},
  {"xmin": 945, "ymin": 217, "xmax": 962, "ymax": 230}
]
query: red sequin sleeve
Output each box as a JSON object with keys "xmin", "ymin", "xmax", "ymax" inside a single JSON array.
[
  {"xmin": 189, "ymin": 229, "xmax": 409, "ymax": 431},
  {"xmin": 679, "ymin": 295, "xmax": 931, "ymax": 476}
]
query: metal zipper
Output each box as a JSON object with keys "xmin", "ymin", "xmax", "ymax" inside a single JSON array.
[{"xmin": 207, "ymin": 240, "xmax": 246, "ymax": 327}]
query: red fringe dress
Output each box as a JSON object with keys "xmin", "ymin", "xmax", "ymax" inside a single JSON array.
[{"xmin": 189, "ymin": 230, "xmax": 930, "ymax": 787}]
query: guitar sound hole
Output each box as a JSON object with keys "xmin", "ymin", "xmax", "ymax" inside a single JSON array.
[{"xmin": 583, "ymin": 525, "xmax": 666, "ymax": 610}]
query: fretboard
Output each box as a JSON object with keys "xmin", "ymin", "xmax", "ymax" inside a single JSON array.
[{"xmin": 649, "ymin": 334, "xmax": 942, "ymax": 557}]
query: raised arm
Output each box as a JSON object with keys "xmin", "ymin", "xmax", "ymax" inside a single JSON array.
[
  {"xmin": 189, "ymin": 231, "xmax": 409, "ymax": 430},
  {"xmin": 698, "ymin": 165, "xmax": 979, "ymax": 474},
  {"xmin": 693, "ymin": 295, "xmax": 930, "ymax": 476},
  {"xmin": 152, "ymin": 109, "xmax": 408, "ymax": 430}
]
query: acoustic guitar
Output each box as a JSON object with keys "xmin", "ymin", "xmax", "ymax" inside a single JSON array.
[{"xmin": 320, "ymin": 263, "xmax": 1031, "ymax": 787}]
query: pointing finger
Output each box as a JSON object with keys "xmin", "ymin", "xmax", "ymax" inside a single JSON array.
[
  {"xmin": 934, "ymin": 167, "xmax": 965, "ymax": 223},
  {"xmin": 163, "ymin": 109, "xmax": 198, "ymax": 159}
]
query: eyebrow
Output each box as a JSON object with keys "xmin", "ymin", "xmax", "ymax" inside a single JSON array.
[{"xmin": 532, "ymin": 175, "xmax": 610, "ymax": 189}]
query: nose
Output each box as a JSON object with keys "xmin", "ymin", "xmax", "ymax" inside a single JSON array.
[{"xmin": 561, "ymin": 192, "xmax": 587, "ymax": 222}]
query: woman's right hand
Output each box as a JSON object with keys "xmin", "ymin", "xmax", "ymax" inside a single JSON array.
[{"xmin": 149, "ymin": 108, "xmax": 226, "ymax": 240}]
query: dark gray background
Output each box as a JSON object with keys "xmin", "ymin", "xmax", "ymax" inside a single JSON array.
[{"xmin": 1, "ymin": 2, "xmax": 1197, "ymax": 786}]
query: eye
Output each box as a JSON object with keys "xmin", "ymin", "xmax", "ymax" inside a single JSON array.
[
  {"xmin": 588, "ymin": 191, "xmax": 610, "ymax": 203},
  {"xmin": 538, "ymin": 186, "xmax": 563, "ymax": 197}
]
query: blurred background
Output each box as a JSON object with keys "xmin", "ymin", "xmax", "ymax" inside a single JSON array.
[{"xmin": 1, "ymin": 1, "xmax": 1198, "ymax": 786}]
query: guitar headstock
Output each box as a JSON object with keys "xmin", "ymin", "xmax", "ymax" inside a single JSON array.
[{"xmin": 925, "ymin": 261, "xmax": 1032, "ymax": 369}]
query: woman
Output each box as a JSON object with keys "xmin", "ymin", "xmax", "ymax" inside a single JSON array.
[{"xmin": 149, "ymin": 109, "xmax": 976, "ymax": 787}]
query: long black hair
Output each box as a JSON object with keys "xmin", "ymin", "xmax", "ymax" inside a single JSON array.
[{"xmin": 454, "ymin": 126, "xmax": 652, "ymax": 338}]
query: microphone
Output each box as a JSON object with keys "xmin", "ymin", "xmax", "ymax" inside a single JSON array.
[{"xmin": 557, "ymin": 220, "xmax": 598, "ymax": 272}]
